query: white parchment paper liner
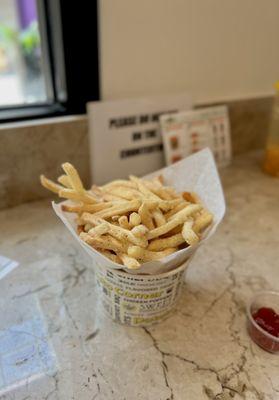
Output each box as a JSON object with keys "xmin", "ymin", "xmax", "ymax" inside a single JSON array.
[{"xmin": 52, "ymin": 148, "xmax": 225, "ymax": 275}]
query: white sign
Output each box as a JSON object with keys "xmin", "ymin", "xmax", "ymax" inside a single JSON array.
[
  {"xmin": 87, "ymin": 94, "xmax": 192, "ymax": 184},
  {"xmin": 160, "ymin": 106, "xmax": 231, "ymax": 167}
]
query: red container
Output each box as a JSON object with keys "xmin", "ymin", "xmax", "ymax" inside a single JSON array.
[{"xmin": 247, "ymin": 291, "xmax": 279, "ymax": 354}]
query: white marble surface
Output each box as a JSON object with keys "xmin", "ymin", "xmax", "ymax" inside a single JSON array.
[{"xmin": 0, "ymin": 152, "xmax": 279, "ymax": 400}]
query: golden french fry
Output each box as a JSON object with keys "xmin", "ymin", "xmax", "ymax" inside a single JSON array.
[
  {"xmin": 102, "ymin": 180, "xmax": 137, "ymax": 190},
  {"xmin": 128, "ymin": 246, "xmax": 177, "ymax": 261},
  {"xmin": 92, "ymin": 200, "xmax": 141, "ymax": 219},
  {"xmin": 129, "ymin": 212, "xmax": 141, "ymax": 227},
  {"xmin": 62, "ymin": 162, "xmax": 84, "ymax": 193},
  {"xmin": 77, "ymin": 225, "xmax": 84, "ymax": 234},
  {"xmin": 147, "ymin": 204, "xmax": 201, "ymax": 239},
  {"xmin": 147, "ymin": 185, "xmax": 173, "ymax": 200},
  {"xmin": 182, "ymin": 191, "xmax": 201, "ymax": 204},
  {"xmin": 182, "ymin": 220, "xmax": 199, "ymax": 245},
  {"xmin": 90, "ymin": 185, "xmax": 102, "ymax": 196},
  {"xmin": 84, "ymin": 223, "xmax": 93, "ymax": 232},
  {"xmin": 138, "ymin": 202, "xmax": 154, "ymax": 230},
  {"xmin": 152, "ymin": 209, "xmax": 166, "ymax": 227},
  {"xmin": 99, "ymin": 250, "xmax": 122, "ymax": 264},
  {"xmin": 88, "ymin": 223, "xmax": 109, "ymax": 236},
  {"xmin": 61, "ymin": 202, "xmax": 112, "ymax": 213},
  {"xmin": 130, "ymin": 175, "xmax": 161, "ymax": 200},
  {"xmin": 165, "ymin": 224, "xmax": 183, "ymax": 236},
  {"xmin": 193, "ymin": 210, "xmax": 213, "ymax": 233},
  {"xmin": 82, "ymin": 215, "xmax": 148, "ymax": 248},
  {"xmin": 80, "ymin": 232, "xmax": 127, "ymax": 253},
  {"xmin": 118, "ymin": 215, "xmax": 130, "ymax": 230},
  {"xmin": 131, "ymin": 224, "xmax": 149, "ymax": 238},
  {"xmin": 103, "ymin": 186, "xmax": 142, "ymax": 200},
  {"xmin": 118, "ymin": 253, "xmax": 140, "ymax": 269},
  {"xmin": 101, "ymin": 193, "xmax": 125, "ymax": 202},
  {"xmin": 59, "ymin": 188, "xmax": 97, "ymax": 204},
  {"xmin": 157, "ymin": 199, "xmax": 182, "ymax": 212},
  {"xmin": 40, "ymin": 175, "xmax": 64, "ymax": 194},
  {"xmin": 164, "ymin": 202, "xmax": 188, "ymax": 220},
  {"xmin": 57, "ymin": 174, "xmax": 72, "ymax": 188},
  {"xmin": 164, "ymin": 187, "xmax": 181, "ymax": 199},
  {"xmin": 148, "ymin": 233, "xmax": 185, "ymax": 251}
]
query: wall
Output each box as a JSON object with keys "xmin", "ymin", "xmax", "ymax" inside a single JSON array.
[
  {"xmin": 0, "ymin": 117, "xmax": 89, "ymax": 209},
  {"xmin": 100, "ymin": 0, "xmax": 279, "ymax": 103}
]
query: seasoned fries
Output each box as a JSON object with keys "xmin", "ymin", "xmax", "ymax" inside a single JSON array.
[{"xmin": 41, "ymin": 162, "xmax": 213, "ymax": 269}]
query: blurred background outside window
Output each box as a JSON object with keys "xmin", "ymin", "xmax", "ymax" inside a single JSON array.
[{"xmin": 0, "ymin": 0, "xmax": 50, "ymax": 107}]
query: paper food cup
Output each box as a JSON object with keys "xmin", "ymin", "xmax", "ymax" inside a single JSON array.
[
  {"xmin": 95, "ymin": 260, "xmax": 189, "ymax": 327},
  {"xmin": 52, "ymin": 148, "xmax": 226, "ymax": 275}
]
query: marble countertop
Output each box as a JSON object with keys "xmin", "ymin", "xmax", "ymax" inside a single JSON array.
[{"xmin": 0, "ymin": 152, "xmax": 279, "ymax": 400}]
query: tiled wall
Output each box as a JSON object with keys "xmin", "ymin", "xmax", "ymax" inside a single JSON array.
[{"xmin": 0, "ymin": 97, "xmax": 272, "ymax": 209}]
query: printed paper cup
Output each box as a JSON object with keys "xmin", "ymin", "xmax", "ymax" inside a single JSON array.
[{"xmin": 95, "ymin": 260, "xmax": 189, "ymax": 327}]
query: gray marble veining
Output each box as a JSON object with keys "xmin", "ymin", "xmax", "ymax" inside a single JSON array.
[{"xmin": 0, "ymin": 151, "xmax": 278, "ymax": 400}]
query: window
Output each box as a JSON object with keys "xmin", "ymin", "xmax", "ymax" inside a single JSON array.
[{"xmin": 0, "ymin": 0, "xmax": 99, "ymax": 122}]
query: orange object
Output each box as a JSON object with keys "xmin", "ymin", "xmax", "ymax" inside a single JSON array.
[{"xmin": 263, "ymin": 82, "xmax": 279, "ymax": 176}]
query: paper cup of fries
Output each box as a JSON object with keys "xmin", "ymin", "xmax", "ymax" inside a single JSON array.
[
  {"xmin": 95, "ymin": 259, "xmax": 189, "ymax": 326},
  {"xmin": 42, "ymin": 148, "xmax": 225, "ymax": 325}
]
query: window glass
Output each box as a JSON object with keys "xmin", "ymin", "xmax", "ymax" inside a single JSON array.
[{"xmin": 0, "ymin": 0, "xmax": 50, "ymax": 107}]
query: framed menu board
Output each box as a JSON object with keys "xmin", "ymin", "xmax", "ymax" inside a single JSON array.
[{"xmin": 160, "ymin": 106, "xmax": 231, "ymax": 167}]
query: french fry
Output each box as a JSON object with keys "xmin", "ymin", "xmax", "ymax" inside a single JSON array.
[
  {"xmin": 148, "ymin": 233, "xmax": 185, "ymax": 251},
  {"xmin": 99, "ymin": 250, "xmax": 122, "ymax": 264},
  {"xmin": 182, "ymin": 220, "xmax": 199, "ymax": 245},
  {"xmin": 84, "ymin": 223, "xmax": 93, "ymax": 232},
  {"xmin": 57, "ymin": 174, "xmax": 72, "ymax": 188},
  {"xmin": 164, "ymin": 187, "xmax": 181, "ymax": 199},
  {"xmin": 182, "ymin": 191, "xmax": 201, "ymax": 204},
  {"xmin": 147, "ymin": 204, "xmax": 201, "ymax": 239},
  {"xmin": 40, "ymin": 175, "xmax": 64, "ymax": 194},
  {"xmin": 62, "ymin": 162, "xmax": 84, "ymax": 193},
  {"xmin": 61, "ymin": 202, "xmax": 112, "ymax": 213},
  {"xmin": 77, "ymin": 225, "xmax": 84, "ymax": 234},
  {"xmin": 103, "ymin": 186, "xmax": 142, "ymax": 200},
  {"xmin": 129, "ymin": 212, "xmax": 141, "ymax": 227},
  {"xmin": 82, "ymin": 215, "xmax": 148, "ymax": 248},
  {"xmin": 59, "ymin": 188, "xmax": 98, "ymax": 204},
  {"xmin": 164, "ymin": 202, "xmax": 188, "ymax": 220},
  {"xmin": 145, "ymin": 183, "xmax": 173, "ymax": 200},
  {"xmin": 102, "ymin": 180, "xmax": 137, "ymax": 190},
  {"xmin": 91, "ymin": 200, "xmax": 141, "ymax": 219},
  {"xmin": 118, "ymin": 253, "xmax": 140, "ymax": 269},
  {"xmin": 130, "ymin": 175, "xmax": 161, "ymax": 201},
  {"xmin": 118, "ymin": 215, "xmax": 130, "ymax": 230},
  {"xmin": 80, "ymin": 232, "xmax": 127, "ymax": 253},
  {"xmin": 131, "ymin": 224, "xmax": 149, "ymax": 238},
  {"xmin": 193, "ymin": 210, "xmax": 213, "ymax": 233},
  {"xmin": 128, "ymin": 246, "xmax": 177, "ymax": 261},
  {"xmin": 138, "ymin": 202, "xmax": 154, "ymax": 230},
  {"xmin": 157, "ymin": 199, "xmax": 182, "ymax": 212},
  {"xmin": 100, "ymin": 193, "xmax": 125, "ymax": 202},
  {"xmin": 152, "ymin": 208, "xmax": 166, "ymax": 227},
  {"xmin": 88, "ymin": 223, "xmax": 109, "ymax": 236}
]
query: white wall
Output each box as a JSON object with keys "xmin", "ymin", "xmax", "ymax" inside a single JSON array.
[{"xmin": 99, "ymin": 0, "xmax": 279, "ymax": 104}]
